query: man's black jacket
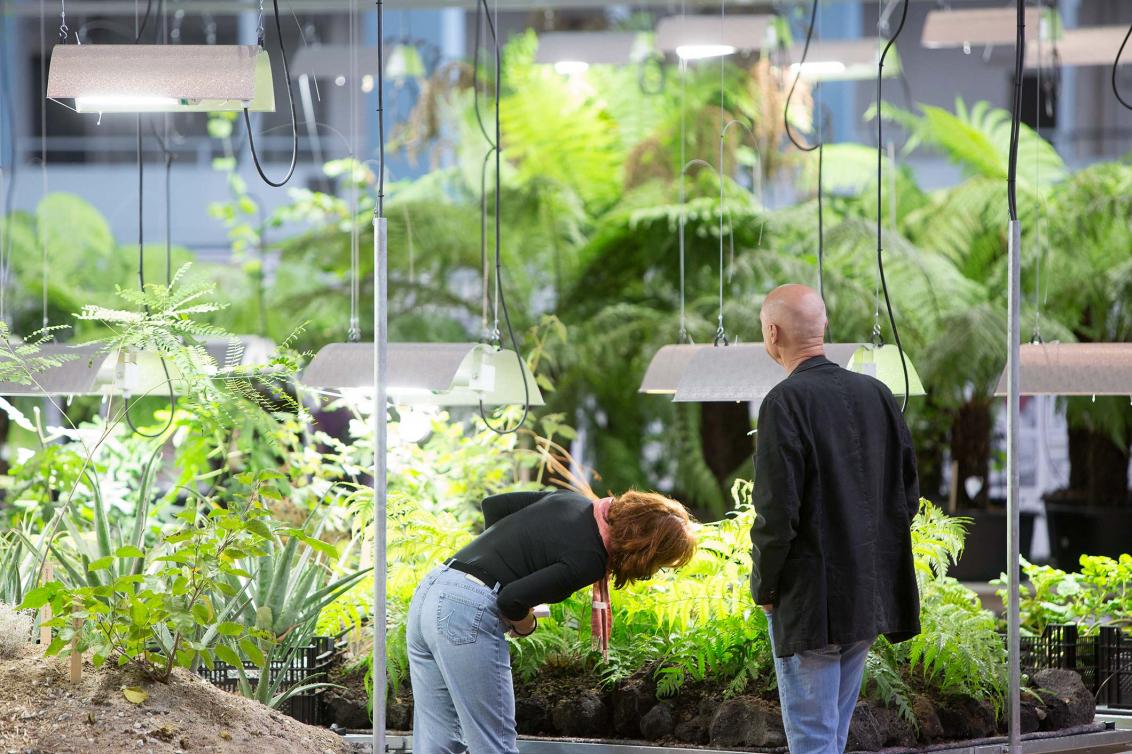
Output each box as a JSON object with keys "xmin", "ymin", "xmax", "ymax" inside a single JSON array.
[{"xmin": 750, "ymin": 355, "xmax": 921, "ymax": 657}]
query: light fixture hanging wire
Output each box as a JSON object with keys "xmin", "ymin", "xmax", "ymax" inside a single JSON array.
[
  {"xmin": 677, "ymin": 0, "xmax": 689, "ymax": 343},
  {"xmin": 57, "ymin": 0, "xmax": 68, "ymax": 43},
  {"xmin": 40, "ymin": 0, "xmax": 49, "ymax": 329},
  {"xmin": 783, "ymin": 0, "xmax": 826, "ymax": 306},
  {"xmin": 1113, "ymin": 21, "xmax": 1132, "ymax": 111},
  {"xmin": 372, "ymin": 4, "xmax": 387, "ymax": 753},
  {"xmin": 714, "ymin": 0, "xmax": 728, "ymax": 347},
  {"xmin": 126, "ymin": 0, "xmax": 177, "ymax": 440},
  {"xmin": 0, "ymin": 0, "xmax": 16, "ymax": 326},
  {"xmin": 347, "ymin": 0, "xmax": 361, "ymax": 342},
  {"xmin": 472, "ymin": 0, "xmax": 499, "ymax": 342},
  {"xmin": 476, "ymin": 0, "xmax": 531, "ymax": 436},
  {"xmin": 1032, "ymin": 1, "xmax": 1044, "ymax": 344},
  {"xmin": 244, "ymin": 0, "xmax": 300, "ymax": 188},
  {"xmin": 875, "ymin": 0, "xmax": 911, "ymax": 411}
]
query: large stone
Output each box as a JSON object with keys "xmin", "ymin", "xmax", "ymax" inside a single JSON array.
[
  {"xmin": 386, "ymin": 697, "xmax": 413, "ymax": 731},
  {"xmin": 552, "ymin": 690, "xmax": 609, "ymax": 737},
  {"xmin": 611, "ymin": 670, "xmax": 657, "ymax": 738},
  {"xmin": 845, "ymin": 700, "xmax": 885, "ymax": 751},
  {"xmin": 936, "ymin": 696, "xmax": 996, "ymax": 740},
  {"xmin": 515, "ymin": 696, "xmax": 551, "ymax": 735},
  {"xmin": 1032, "ymin": 669, "xmax": 1095, "ymax": 730},
  {"xmin": 912, "ymin": 695, "xmax": 943, "ymax": 742},
  {"xmin": 674, "ymin": 715, "xmax": 710, "ymax": 744},
  {"xmin": 709, "ymin": 697, "xmax": 787, "ymax": 748},
  {"xmin": 639, "ymin": 703, "xmax": 675, "ymax": 740},
  {"xmin": 874, "ymin": 704, "xmax": 917, "ymax": 747},
  {"xmin": 1020, "ymin": 699, "xmax": 1042, "ymax": 735}
]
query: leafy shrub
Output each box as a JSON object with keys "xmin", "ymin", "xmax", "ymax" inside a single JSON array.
[{"xmin": 996, "ymin": 554, "xmax": 1132, "ymax": 636}]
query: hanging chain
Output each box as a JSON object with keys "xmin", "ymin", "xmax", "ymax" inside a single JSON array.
[
  {"xmin": 255, "ymin": 0, "xmax": 266, "ymax": 45},
  {"xmin": 58, "ymin": 0, "xmax": 69, "ymax": 43}
]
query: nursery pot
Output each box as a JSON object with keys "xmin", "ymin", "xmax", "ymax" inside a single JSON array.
[
  {"xmin": 948, "ymin": 506, "xmax": 1036, "ymax": 582},
  {"xmin": 1044, "ymin": 496, "xmax": 1132, "ymax": 571}
]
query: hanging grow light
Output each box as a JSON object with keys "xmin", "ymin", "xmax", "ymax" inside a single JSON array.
[
  {"xmin": 1026, "ymin": 26, "xmax": 1132, "ymax": 68},
  {"xmin": 639, "ymin": 344, "xmax": 710, "ymax": 395},
  {"xmin": 921, "ymin": 7, "xmax": 1049, "ymax": 50},
  {"xmin": 993, "ymin": 342, "xmax": 1132, "ymax": 396},
  {"xmin": 301, "ymin": 342, "xmax": 544, "ymax": 407},
  {"xmin": 655, "ymin": 14, "xmax": 772, "ymax": 60},
  {"xmin": 847, "ymin": 344, "xmax": 926, "ymax": 397},
  {"xmin": 671, "ymin": 343, "xmax": 863, "ymax": 404},
  {"xmin": 47, "ymin": 44, "xmax": 275, "ymax": 113},
  {"xmin": 788, "ymin": 39, "xmax": 899, "ymax": 82},
  {"xmin": 535, "ymin": 32, "xmax": 642, "ymax": 74}
]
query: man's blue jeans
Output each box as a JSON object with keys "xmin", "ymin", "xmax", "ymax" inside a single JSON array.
[
  {"xmin": 768, "ymin": 613, "xmax": 873, "ymax": 754},
  {"xmin": 407, "ymin": 565, "xmax": 518, "ymax": 754}
]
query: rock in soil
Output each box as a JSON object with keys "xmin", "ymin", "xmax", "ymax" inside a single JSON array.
[
  {"xmin": 709, "ymin": 696, "xmax": 787, "ymax": 748},
  {"xmin": 1020, "ymin": 699, "xmax": 1042, "ymax": 734},
  {"xmin": 1031, "ymin": 669, "xmax": 1095, "ymax": 730},
  {"xmin": 912, "ymin": 695, "xmax": 944, "ymax": 742},
  {"xmin": 674, "ymin": 714, "xmax": 711, "ymax": 744},
  {"xmin": 639, "ymin": 702, "xmax": 675, "ymax": 740},
  {"xmin": 552, "ymin": 690, "xmax": 609, "ymax": 737},
  {"xmin": 611, "ymin": 668, "xmax": 657, "ymax": 738},
  {"xmin": 873, "ymin": 704, "xmax": 917, "ymax": 747},
  {"xmin": 845, "ymin": 700, "xmax": 886, "ymax": 751},
  {"xmin": 321, "ymin": 662, "xmax": 373, "ymax": 730},
  {"xmin": 0, "ymin": 645, "xmax": 356, "ymax": 754},
  {"xmin": 936, "ymin": 695, "xmax": 997, "ymax": 740},
  {"xmin": 515, "ymin": 696, "xmax": 552, "ymax": 735}
]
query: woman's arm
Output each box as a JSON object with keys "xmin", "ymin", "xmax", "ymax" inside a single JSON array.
[
  {"xmin": 496, "ymin": 560, "xmax": 594, "ymax": 621},
  {"xmin": 482, "ymin": 491, "xmax": 551, "ymax": 528}
]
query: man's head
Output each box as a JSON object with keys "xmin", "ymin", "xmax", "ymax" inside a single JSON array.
[{"xmin": 760, "ymin": 284, "xmax": 827, "ymax": 368}]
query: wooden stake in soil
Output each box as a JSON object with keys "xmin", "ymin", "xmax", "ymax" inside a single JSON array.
[
  {"xmin": 69, "ymin": 597, "xmax": 82, "ymax": 684},
  {"xmin": 39, "ymin": 563, "xmax": 53, "ymax": 646}
]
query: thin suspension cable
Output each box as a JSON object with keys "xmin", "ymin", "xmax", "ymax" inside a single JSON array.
[
  {"xmin": 347, "ymin": 0, "xmax": 360, "ymax": 341},
  {"xmin": 715, "ymin": 0, "xmax": 726, "ymax": 346},
  {"xmin": 0, "ymin": 0, "xmax": 15, "ymax": 325},
  {"xmin": 876, "ymin": 0, "xmax": 911, "ymax": 411},
  {"xmin": 40, "ymin": 0, "xmax": 48, "ymax": 328},
  {"xmin": 1032, "ymin": 1, "xmax": 1043, "ymax": 343},
  {"xmin": 1007, "ymin": 0, "xmax": 1025, "ymax": 221},
  {"xmin": 477, "ymin": 0, "xmax": 530, "ymax": 436},
  {"xmin": 678, "ymin": 0, "xmax": 687, "ymax": 342}
]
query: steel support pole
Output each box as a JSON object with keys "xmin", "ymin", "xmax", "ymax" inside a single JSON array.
[
  {"xmin": 372, "ymin": 216, "xmax": 388, "ymax": 754},
  {"xmin": 1006, "ymin": 219, "xmax": 1022, "ymax": 752}
]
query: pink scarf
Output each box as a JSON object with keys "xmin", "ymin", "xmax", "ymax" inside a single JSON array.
[{"xmin": 591, "ymin": 497, "xmax": 614, "ymax": 661}]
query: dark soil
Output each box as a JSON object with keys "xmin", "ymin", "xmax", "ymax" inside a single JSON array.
[{"xmin": 0, "ymin": 645, "xmax": 360, "ymax": 754}]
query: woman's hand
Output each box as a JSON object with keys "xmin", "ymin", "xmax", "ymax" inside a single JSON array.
[{"xmin": 507, "ymin": 610, "xmax": 538, "ymax": 638}]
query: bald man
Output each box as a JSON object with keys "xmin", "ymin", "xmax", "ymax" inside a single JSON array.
[{"xmin": 750, "ymin": 284, "xmax": 921, "ymax": 754}]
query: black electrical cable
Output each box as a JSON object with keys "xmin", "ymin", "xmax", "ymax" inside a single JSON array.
[
  {"xmin": 1114, "ymin": 22, "xmax": 1132, "ymax": 112},
  {"xmin": 1006, "ymin": 0, "xmax": 1025, "ymax": 222},
  {"xmin": 876, "ymin": 0, "xmax": 911, "ymax": 412},
  {"xmin": 783, "ymin": 0, "xmax": 826, "ymax": 306},
  {"xmin": 0, "ymin": 0, "xmax": 17, "ymax": 322},
  {"xmin": 126, "ymin": 0, "xmax": 176, "ymax": 440},
  {"xmin": 244, "ymin": 0, "xmax": 299, "ymax": 188},
  {"xmin": 475, "ymin": 0, "xmax": 529, "ymax": 436}
]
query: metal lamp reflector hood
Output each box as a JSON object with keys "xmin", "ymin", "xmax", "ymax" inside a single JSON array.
[
  {"xmin": 1027, "ymin": 26, "xmax": 1132, "ymax": 68},
  {"xmin": 993, "ymin": 342, "xmax": 1132, "ymax": 396},
  {"xmin": 302, "ymin": 342, "xmax": 544, "ymax": 407},
  {"xmin": 672, "ymin": 343, "xmax": 863, "ymax": 404},
  {"xmin": 788, "ymin": 39, "xmax": 899, "ymax": 82},
  {"xmin": 639, "ymin": 344, "xmax": 710, "ymax": 395},
  {"xmin": 922, "ymin": 8, "xmax": 1049, "ymax": 49},
  {"xmin": 47, "ymin": 44, "xmax": 275, "ymax": 113},
  {"xmin": 535, "ymin": 32, "xmax": 642, "ymax": 69},
  {"xmin": 847, "ymin": 344, "xmax": 926, "ymax": 397},
  {"xmin": 655, "ymin": 14, "xmax": 772, "ymax": 59}
]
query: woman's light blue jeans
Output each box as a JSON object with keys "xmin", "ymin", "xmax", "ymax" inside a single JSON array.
[
  {"xmin": 407, "ymin": 565, "xmax": 518, "ymax": 754},
  {"xmin": 768, "ymin": 613, "xmax": 873, "ymax": 754}
]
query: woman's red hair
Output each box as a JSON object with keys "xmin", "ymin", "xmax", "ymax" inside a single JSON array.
[{"xmin": 605, "ymin": 491, "xmax": 697, "ymax": 589}]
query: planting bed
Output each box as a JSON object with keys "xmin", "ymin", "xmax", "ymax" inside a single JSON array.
[
  {"xmin": 343, "ymin": 664, "xmax": 1102, "ymax": 751},
  {"xmin": 0, "ymin": 645, "xmax": 361, "ymax": 754}
]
